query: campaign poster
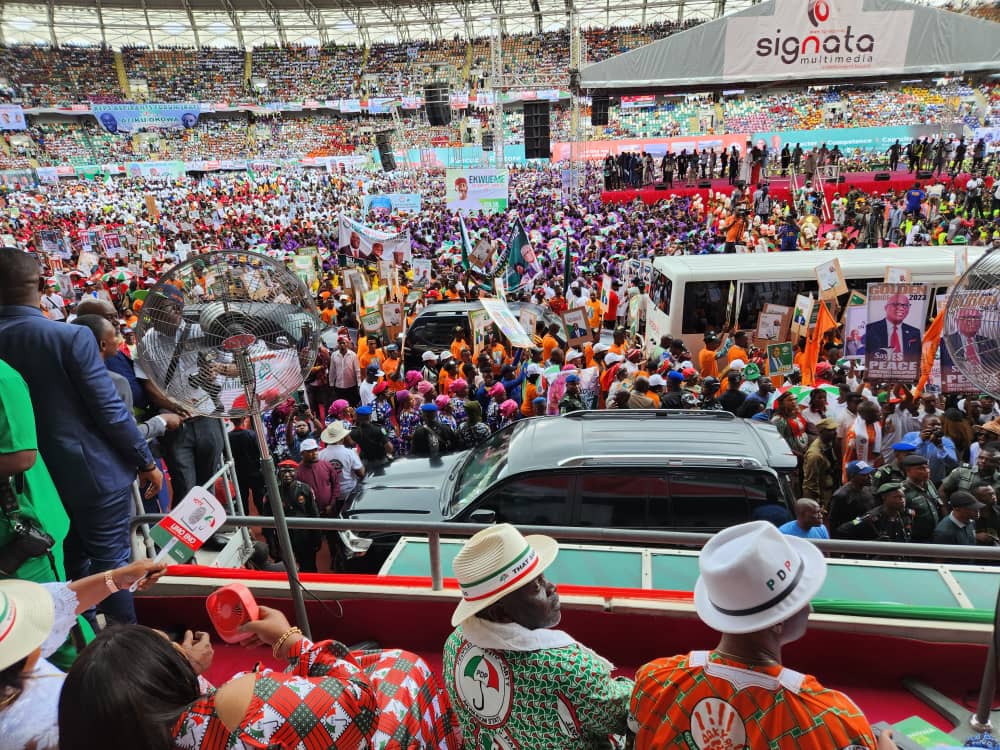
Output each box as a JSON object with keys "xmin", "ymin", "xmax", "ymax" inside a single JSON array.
[
  {"xmin": 411, "ymin": 259, "xmax": 432, "ymax": 287},
  {"xmin": 480, "ymin": 298, "xmax": 534, "ymax": 349},
  {"xmin": 469, "ymin": 308, "xmax": 493, "ymax": 356},
  {"xmin": 562, "ymin": 307, "xmax": 592, "ymax": 348},
  {"xmin": 0, "ymin": 105, "xmax": 26, "ymax": 131},
  {"xmin": 361, "ymin": 308, "xmax": 384, "ymax": 333},
  {"xmin": 470, "ymin": 236, "xmax": 493, "ymax": 268},
  {"xmin": 941, "ymin": 289, "xmax": 999, "ymax": 393},
  {"xmin": 767, "ymin": 343, "xmax": 794, "ymax": 376},
  {"xmin": 864, "ymin": 283, "xmax": 929, "ymax": 383},
  {"xmin": 754, "ymin": 310, "xmax": 786, "ymax": 346},
  {"xmin": 445, "ymin": 169, "xmax": 509, "ymax": 214},
  {"xmin": 815, "ymin": 257, "xmax": 847, "ymax": 300},
  {"xmin": 518, "ymin": 307, "xmax": 538, "ymax": 339},
  {"xmin": 884, "ymin": 267, "xmax": 911, "ymax": 284},
  {"xmin": 363, "ymin": 193, "xmax": 422, "ymax": 214},
  {"xmin": 102, "ymin": 232, "xmax": 125, "ymax": 257},
  {"xmin": 843, "ymin": 299, "xmax": 868, "ymax": 361},
  {"xmin": 790, "ymin": 294, "xmax": 813, "ymax": 339},
  {"xmin": 338, "ymin": 213, "xmax": 412, "ymax": 263},
  {"xmin": 382, "ymin": 302, "xmax": 403, "ymax": 339},
  {"xmin": 93, "ymin": 103, "xmax": 201, "ymax": 134},
  {"xmin": 599, "ymin": 275, "xmax": 613, "ymax": 316}
]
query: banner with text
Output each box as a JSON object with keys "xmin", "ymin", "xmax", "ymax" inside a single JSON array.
[
  {"xmin": 445, "ymin": 168, "xmax": 510, "ymax": 214},
  {"xmin": 93, "ymin": 103, "xmax": 202, "ymax": 133}
]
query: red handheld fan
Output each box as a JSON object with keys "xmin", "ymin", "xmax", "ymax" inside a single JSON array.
[{"xmin": 206, "ymin": 583, "xmax": 260, "ymax": 643}]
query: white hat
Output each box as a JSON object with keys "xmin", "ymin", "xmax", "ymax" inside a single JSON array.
[
  {"xmin": 694, "ymin": 521, "xmax": 826, "ymax": 634},
  {"xmin": 592, "ymin": 343, "xmax": 610, "ymax": 355},
  {"xmin": 300, "ymin": 438, "xmax": 319, "ymax": 451},
  {"xmin": 565, "ymin": 348, "xmax": 582, "ymax": 362},
  {"xmin": 680, "ymin": 360, "xmax": 694, "ymax": 370},
  {"xmin": 728, "ymin": 358, "xmax": 746, "ymax": 370},
  {"xmin": 526, "ymin": 363, "xmax": 542, "ymax": 376},
  {"xmin": 648, "ymin": 374, "xmax": 666, "ymax": 387},
  {"xmin": 0, "ymin": 580, "xmax": 54, "ymax": 671},
  {"xmin": 451, "ymin": 524, "xmax": 558, "ymax": 627},
  {"xmin": 604, "ymin": 352, "xmax": 624, "ymax": 364},
  {"xmin": 422, "ymin": 351, "xmax": 438, "ymax": 362},
  {"xmin": 320, "ymin": 420, "xmax": 350, "ymax": 445}
]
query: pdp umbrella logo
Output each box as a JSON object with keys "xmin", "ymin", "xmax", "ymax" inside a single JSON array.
[
  {"xmin": 807, "ymin": 0, "xmax": 831, "ymax": 26},
  {"xmin": 454, "ymin": 645, "xmax": 513, "ymax": 728}
]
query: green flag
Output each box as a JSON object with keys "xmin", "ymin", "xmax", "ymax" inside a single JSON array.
[
  {"xmin": 505, "ymin": 218, "xmax": 529, "ymax": 291},
  {"xmin": 459, "ymin": 214, "xmax": 472, "ymax": 271}
]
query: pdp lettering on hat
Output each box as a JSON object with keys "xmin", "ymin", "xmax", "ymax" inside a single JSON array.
[
  {"xmin": 766, "ymin": 559, "xmax": 793, "ymax": 591},
  {"xmin": 146, "ymin": 486, "xmax": 227, "ymax": 573}
]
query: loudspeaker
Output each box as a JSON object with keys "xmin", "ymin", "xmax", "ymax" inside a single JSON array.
[
  {"xmin": 523, "ymin": 101, "xmax": 550, "ymax": 160},
  {"xmin": 917, "ymin": 169, "xmax": 932, "ymax": 179},
  {"xmin": 375, "ymin": 131, "xmax": 396, "ymax": 172},
  {"xmin": 591, "ymin": 94, "xmax": 609, "ymax": 126},
  {"xmin": 424, "ymin": 82, "xmax": 451, "ymax": 126},
  {"xmin": 698, "ymin": 180, "xmax": 711, "ymax": 188},
  {"xmin": 482, "ymin": 132, "xmax": 494, "ymax": 152},
  {"xmin": 873, "ymin": 172, "xmax": 891, "ymax": 182}
]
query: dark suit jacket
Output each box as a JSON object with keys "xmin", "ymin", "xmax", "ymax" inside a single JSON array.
[
  {"xmin": 865, "ymin": 318, "xmax": 922, "ymax": 356},
  {"xmin": 0, "ymin": 306, "xmax": 154, "ymax": 506},
  {"xmin": 944, "ymin": 332, "xmax": 991, "ymax": 363}
]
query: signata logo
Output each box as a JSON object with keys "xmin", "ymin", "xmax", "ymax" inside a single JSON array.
[
  {"xmin": 807, "ymin": 0, "xmax": 830, "ymax": 27},
  {"xmin": 755, "ymin": 26, "xmax": 875, "ymax": 65}
]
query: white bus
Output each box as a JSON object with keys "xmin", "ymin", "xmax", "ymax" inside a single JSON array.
[{"xmin": 646, "ymin": 247, "xmax": 985, "ymax": 355}]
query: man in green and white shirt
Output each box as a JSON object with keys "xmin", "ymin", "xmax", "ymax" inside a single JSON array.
[{"xmin": 443, "ymin": 524, "xmax": 632, "ymax": 749}]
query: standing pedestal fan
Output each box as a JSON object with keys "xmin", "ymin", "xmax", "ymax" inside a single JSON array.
[{"xmin": 136, "ymin": 250, "xmax": 320, "ymax": 637}]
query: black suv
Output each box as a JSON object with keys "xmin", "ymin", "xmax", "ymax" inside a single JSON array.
[
  {"xmin": 403, "ymin": 300, "xmax": 565, "ymax": 372},
  {"xmin": 339, "ymin": 410, "xmax": 797, "ymax": 571}
]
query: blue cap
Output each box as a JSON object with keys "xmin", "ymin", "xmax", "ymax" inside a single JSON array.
[
  {"xmin": 667, "ymin": 370, "xmax": 685, "ymax": 382},
  {"xmin": 420, "ymin": 403, "xmax": 438, "ymax": 412},
  {"xmin": 532, "ymin": 396, "xmax": 547, "ymax": 405},
  {"xmin": 751, "ymin": 411, "xmax": 770, "ymax": 422},
  {"xmin": 565, "ymin": 374, "xmax": 580, "ymax": 384},
  {"xmin": 846, "ymin": 460, "xmax": 876, "ymax": 477},
  {"xmin": 355, "ymin": 405, "xmax": 373, "ymax": 416},
  {"xmin": 892, "ymin": 441, "xmax": 918, "ymax": 451}
]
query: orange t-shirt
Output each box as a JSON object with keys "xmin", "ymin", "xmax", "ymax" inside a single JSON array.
[
  {"xmin": 320, "ymin": 307, "xmax": 337, "ymax": 326},
  {"xmin": 450, "ymin": 339, "xmax": 468, "ymax": 361},
  {"xmin": 587, "ymin": 300, "xmax": 603, "ymax": 330},
  {"xmin": 359, "ymin": 348, "xmax": 383, "ymax": 372},
  {"xmin": 438, "ymin": 369, "xmax": 454, "ymax": 395},
  {"xmin": 521, "ymin": 381, "xmax": 539, "ymax": 417},
  {"xmin": 541, "ymin": 334, "xmax": 559, "ymax": 363},
  {"xmin": 630, "ymin": 651, "xmax": 876, "ymax": 750},
  {"xmin": 698, "ymin": 347, "xmax": 719, "ymax": 378},
  {"xmin": 728, "ymin": 345, "xmax": 749, "ymax": 364}
]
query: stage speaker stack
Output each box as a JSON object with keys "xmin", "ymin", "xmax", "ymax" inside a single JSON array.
[
  {"xmin": 482, "ymin": 132, "xmax": 494, "ymax": 152},
  {"xmin": 917, "ymin": 170, "xmax": 932, "ymax": 179},
  {"xmin": 591, "ymin": 94, "xmax": 609, "ymax": 126},
  {"xmin": 424, "ymin": 82, "xmax": 451, "ymax": 127},
  {"xmin": 375, "ymin": 131, "xmax": 396, "ymax": 172},
  {"xmin": 523, "ymin": 101, "xmax": 551, "ymax": 160},
  {"xmin": 873, "ymin": 172, "xmax": 891, "ymax": 182},
  {"xmin": 698, "ymin": 180, "xmax": 711, "ymax": 189}
]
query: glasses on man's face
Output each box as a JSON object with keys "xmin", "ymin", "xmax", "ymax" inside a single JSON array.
[{"xmin": 887, "ymin": 302, "xmax": 910, "ymax": 308}]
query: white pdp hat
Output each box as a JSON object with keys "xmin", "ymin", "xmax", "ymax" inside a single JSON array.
[
  {"xmin": 604, "ymin": 352, "xmax": 624, "ymax": 364},
  {"xmin": 526, "ymin": 363, "xmax": 543, "ymax": 377},
  {"xmin": 694, "ymin": 521, "xmax": 827, "ymax": 634},
  {"xmin": 422, "ymin": 351, "xmax": 438, "ymax": 362},
  {"xmin": 648, "ymin": 374, "xmax": 666, "ymax": 387},
  {"xmin": 565, "ymin": 348, "xmax": 583, "ymax": 362},
  {"xmin": 593, "ymin": 343, "xmax": 610, "ymax": 355},
  {"xmin": 0, "ymin": 580, "xmax": 54, "ymax": 671},
  {"xmin": 728, "ymin": 358, "xmax": 746, "ymax": 370},
  {"xmin": 300, "ymin": 438, "xmax": 319, "ymax": 452},
  {"xmin": 451, "ymin": 524, "xmax": 559, "ymax": 627}
]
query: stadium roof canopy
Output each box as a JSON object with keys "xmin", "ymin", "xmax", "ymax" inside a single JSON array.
[
  {"xmin": 580, "ymin": 0, "xmax": 1000, "ymax": 92},
  {"xmin": 0, "ymin": 0, "xmax": 978, "ymax": 50}
]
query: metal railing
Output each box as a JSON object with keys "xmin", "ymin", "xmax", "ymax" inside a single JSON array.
[{"xmin": 131, "ymin": 513, "xmax": 1000, "ymax": 594}]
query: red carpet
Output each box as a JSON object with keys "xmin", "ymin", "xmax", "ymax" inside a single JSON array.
[{"xmin": 601, "ymin": 170, "xmax": 951, "ymax": 206}]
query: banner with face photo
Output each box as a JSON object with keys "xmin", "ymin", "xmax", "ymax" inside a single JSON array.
[
  {"xmin": 766, "ymin": 343, "xmax": 794, "ymax": 376},
  {"xmin": 411, "ymin": 259, "xmax": 432, "ymax": 287},
  {"xmin": 842, "ymin": 298, "xmax": 868, "ymax": 361},
  {"xmin": 941, "ymin": 288, "xmax": 999, "ymax": 393},
  {"xmin": 338, "ymin": 213, "xmax": 412, "ymax": 263},
  {"xmin": 469, "ymin": 308, "xmax": 493, "ymax": 357},
  {"xmin": 790, "ymin": 294, "xmax": 813, "ymax": 339},
  {"xmin": 480, "ymin": 298, "xmax": 534, "ymax": 349},
  {"xmin": 865, "ymin": 283, "xmax": 929, "ymax": 383},
  {"xmin": 562, "ymin": 307, "xmax": 591, "ymax": 348},
  {"xmin": 815, "ymin": 257, "xmax": 847, "ymax": 300}
]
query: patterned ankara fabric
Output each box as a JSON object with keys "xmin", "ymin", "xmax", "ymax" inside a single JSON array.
[
  {"xmin": 443, "ymin": 625, "xmax": 632, "ymax": 750},
  {"xmin": 628, "ymin": 651, "xmax": 876, "ymax": 750},
  {"xmin": 174, "ymin": 638, "xmax": 462, "ymax": 750}
]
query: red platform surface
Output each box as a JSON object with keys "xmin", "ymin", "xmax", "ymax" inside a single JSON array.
[{"xmin": 601, "ymin": 170, "xmax": 949, "ymax": 206}]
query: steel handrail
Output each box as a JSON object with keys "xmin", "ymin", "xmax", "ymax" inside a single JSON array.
[{"xmin": 131, "ymin": 514, "xmax": 1000, "ymax": 592}]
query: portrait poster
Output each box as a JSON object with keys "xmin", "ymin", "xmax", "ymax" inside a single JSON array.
[
  {"xmin": 410, "ymin": 259, "xmax": 432, "ymax": 287},
  {"xmin": 518, "ymin": 307, "xmax": 538, "ymax": 339},
  {"xmin": 381, "ymin": 302, "xmax": 403, "ymax": 339},
  {"xmin": 469, "ymin": 308, "xmax": 493, "ymax": 356},
  {"xmin": 815, "ymin": 257, "xmax": 847, "ymax": 300},
  {"xmin": 941, "ymin": 288, "xmax": 999, "ymax": 393},
  {"xmin": 102, "ymin": 232, "xmax": 124, "ymax": 257},
  {"xmin": 864, "ymin": 283, "xmax": 929, "ymax": 383},
  {"xmin": 766, "ymin": 343, "xmax": 794, "ymax": 376},
  {"xmin": 480, "ymin": 298, "xmax": 533, "ymax": 349},
  {"xmin": 884, "ymin": 267, "xmax": 911, "ymax": 284},
  {"xmin": 842, "ymin": 300, "xmax": 868, "ymax": 361},
  {"xmin": 599, "ymin": 275, "xmax": 613, "ymax": 315},
  {"xmin": 790, "ymin": 294, "xmax": 813, "ymax": 339},
  {"xmin": 562, "ymin": 307, "xmax": 591, "ymax": 348},
  {"xmin": 754, "ymin": 310, "xmax": 787, "ymax": 346}
]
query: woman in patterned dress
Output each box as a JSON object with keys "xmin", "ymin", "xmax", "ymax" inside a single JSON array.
[
  {"xmin": 435, "ymin": 394, "xmax": 459, "ymax": 432},
  {"xmin": 394, "ymin": 390, "xmax": 421, "ymax": 457},
  {"xmin": 447, "ymin": 379, "xmax": 468, "ymax": 425},
  {"xmin": 59, "ymin": 607, "xmax": 462, "ymax": 750},
  {"xmin": 371, "ymin": 383, "xmax": 397, "ymax": 447},
  {"xmin": 486, "ymin": 382, "xmax": 506, "ymax": 432},
  {"xmin": 496, "ymin": 399, "xmax": 520, "ymax": 432}
]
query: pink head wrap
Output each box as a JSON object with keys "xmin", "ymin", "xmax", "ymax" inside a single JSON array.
[
  {"xmin": 449, "ymin": 378, "xmax": 468, "ymax": 394},
  {"xmin": 434, "ymin": 394, "xmax": 451, "ymax": 409},
  {"xmin": 331, "ymin": 399, "xmax": 349, "ymax": 416},
  {"xmin": 417, "ymin": 380, "xmax": 434, "ymax": 395},
  {"xmin": 499, "ymin": 399, "xmax": 519, "ymax": 417},
  {"xmin": 405, "ymin": 370, "xmax": 422, "ymax": 387}
]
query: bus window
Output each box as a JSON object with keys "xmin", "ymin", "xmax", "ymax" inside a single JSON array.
[
  {"xmin": 737, "ymin": 281, "xmax": 815, "ymax": 331},
  {"xmin": 649, "ymin": 268, "xmax": 673, "ymax": 315},
  {"xmin": 682, "ymin": 281, "xmax": 729, "ymax": 334},
  {"xmin": 844, "ymin": 277, "xmax": 882, "ymax": 297}
]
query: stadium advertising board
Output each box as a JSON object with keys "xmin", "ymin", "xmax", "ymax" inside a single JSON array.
[
  {"xmin": 752, "ymin": 124, "xmax": 965, "ymax": 154},
  {"xmin": 363, "ymin": 194, "xmax": 422, "ymax": 214},
  {"xmin": 92, "ymin": 103, "xmax": 202, "ymax": 133},
  {"xmin": 723, "ymin": 0, "xmax": 913, "ymax": 80},
  {"xmin": 551, "ymin": 133, "xmax": 749, "ymax": 163},
  {"xmin": 445, "ymin": 169, "xmax": 509, "ymax": 214}
]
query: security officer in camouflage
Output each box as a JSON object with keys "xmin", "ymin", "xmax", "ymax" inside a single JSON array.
[
  {"xmin": 900, "ymin": 454, "xmax": 944, "ymax": 542},
  {"xmin": 836, "ymin": 482, "xmax": 915, "ymax": 543},
  {"xmin": 871, "ymin": 440, "xmax": 918, "ymax": 492},
  {"xmin": 940, "ymin": 443, "xmax": 1000, "ymax": 503}
]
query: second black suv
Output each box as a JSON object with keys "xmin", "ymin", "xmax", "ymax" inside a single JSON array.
[{"xmin": 339, "ymin": 410, "xmax": 797, "ymax": 571}]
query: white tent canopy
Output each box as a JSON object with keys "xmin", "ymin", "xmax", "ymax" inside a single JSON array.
[{"xmin": 580, "ymin": 0, "xmax": 1000, "ymax": 90}]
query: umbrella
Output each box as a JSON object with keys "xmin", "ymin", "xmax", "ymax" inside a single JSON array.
[
  {"xmin": 785, "ymin": 384, "xmax": 840, "ymax": 405},
  {"xmin": 102, "ymin": 269, "xmax": 134, "ymax": 284}
]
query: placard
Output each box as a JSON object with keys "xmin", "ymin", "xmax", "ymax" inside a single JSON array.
[
  {"xmin": 361, "ymin": 308, "xmax": 384, "ymax": 333},
  {"xmin": 815, "ymin": 257, "xmax": 847, "ymax": 300},
  {"xmin": 864, "ymin": 283, "xmax": 928, "ymax": 382},
  {"xmin": 469, "ymin": 308, "xmax": 493, "ymax": 356},
  {"xmin": 884, "ymin": 267, "xmax": 911, "ymax": 283},
  {"xmin": 941, "ymin": 288, "xmax": 999, "ymax": 393},
  {"xmin": 381, "ymin": 302, "xmax": 402, "ymax": 339},
  {"xmin": 480, "ymin": 298, "xmax": 534, "ymax": 349},
  {"xmin": 790, "ymin": 294, "xmax": 814, "ymax": 339},
  {"xmin": 518, "ymin": 307, "xmax": 538, "ymax": 339},
  {"xmin": 754, "ymin": 310, "xmax": 787, "ymax": 346},
  {"xmin": 148, "ymin": 487, "xmax": 226, "ymax": 564},
  {"xmin": 843, "ymin": 294, "xmax": 868, "ymax": 361},
  {"xmin": 411, "ymin": 259, "xmax": 432, "ymax": 287},
  {"xmin": 766, "ymin": 342, "xmax": 794, "ymax": 376},
  {"xmin": 562, "ymin": 307, "xmax": 592, "ymax": 348}
]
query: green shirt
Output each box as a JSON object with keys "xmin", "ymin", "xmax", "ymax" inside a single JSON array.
[
  {"xmin": 444, "ymin": 625, "xmax": 632, "ymax": 749},
  {"xmin": 0, "ymin": 360, "xmax": 69, "ymax": 581},
  {"xmin": 902, "ymin": 479, "xmax": 942, "ymax": 543}
]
